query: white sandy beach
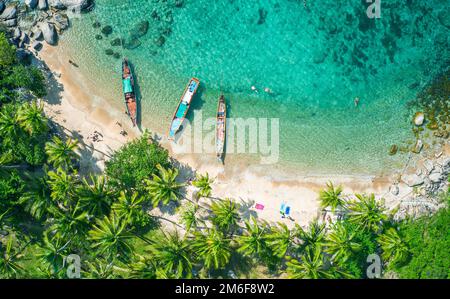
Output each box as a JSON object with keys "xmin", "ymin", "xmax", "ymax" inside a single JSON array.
[{"xmin": 34, "ymin": 44, "xmax": 448, "ymax": 231}]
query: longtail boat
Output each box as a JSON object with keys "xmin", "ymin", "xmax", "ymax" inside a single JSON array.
[
  {"xmin": 216, "ymin": 94, "xmax": 226, "ymax": 162},
  {"xmin": 122, "ymin": 58, "xmax": 137, "ymax": 127},
  {"xmin": 168, "ymin": 78, "xmax": 200, "ymax": 139}
]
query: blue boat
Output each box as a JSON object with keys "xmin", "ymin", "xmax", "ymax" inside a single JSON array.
[{"xmin": 168, "ymin": 78, "xmax": 200, "ymax": 139}]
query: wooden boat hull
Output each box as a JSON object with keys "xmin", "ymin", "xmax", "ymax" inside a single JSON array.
[
  {"xmin": 216, "ymin": 94, "xmax": 226, "ymax": 162},
  {"xmin": 122, "ymin": 58, "xmax": 138, "ymax": 127},
  {"xmin": 168, "ymin": 78, "xmax": 200, "ymax": 139}
]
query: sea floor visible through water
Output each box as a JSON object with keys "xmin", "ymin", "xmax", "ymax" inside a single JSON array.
[{"xmin": 46, "ymin": 0, "xmax": 450, "ymax": 176}]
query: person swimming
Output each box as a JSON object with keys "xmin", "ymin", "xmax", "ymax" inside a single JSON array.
[
  {"xmin": 354, "ymin": 97, "xmax": 360, "ymax": 107},
  {"xmin": 251, "ymin": 85, "xmax": 258, "ymax": 93}
]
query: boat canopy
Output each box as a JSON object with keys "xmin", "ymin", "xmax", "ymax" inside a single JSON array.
[
  {"xmin": 175, "ymin": 103, "xmax": 188, "ymax": 118},
  {"xmin": 122, "ymin": 78, "xmax": 133, "ymax": 94}
]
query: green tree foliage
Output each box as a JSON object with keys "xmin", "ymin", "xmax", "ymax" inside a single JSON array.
[
  {"xmin": 105, "ymin": 131, "xmax": 170, "ymax": 191},
  {"xmin": 210, "ymin": 198, "xmax": 240, "ymax": 234},
  {"xmin": 394, "ymin": 205, "xmax": 450, "ymax": 278},
  {"xmin": 192, "ymin": 229, "xmax": 232, "ymax": 270},
  {"xmin": 45, "ymin": 136, "xmax": 79, "ymax": 171},
  {"xmin": 145, "ymin": 164, "xmax": 184, "ymax": 207},
  {"xmin": 192, "ymin": 172, "xmax": 214, "ymax": 198},
  {"xmin": 319, "ymin": 181, "xmax": 345, "ymax": 212},
  {"xmin": 347, "ymin": 193, "xmax": 387, "ymax": 233},
  {"xmin": 148, "ymin": 231, "xmax": 193, "ymax": 278},
  {"xmin": 0, "ymin": 32, "xmax": 15, "ymax": 68}
]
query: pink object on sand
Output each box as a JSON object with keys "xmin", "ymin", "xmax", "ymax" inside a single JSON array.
[{"xmin": 255, "ymin": 203, "xmax": 265, "ymax": 210}]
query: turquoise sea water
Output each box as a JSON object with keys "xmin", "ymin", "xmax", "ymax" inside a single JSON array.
[{"xmin": 55, "ymin": 0, "xmax": 449, "ymax": 175}]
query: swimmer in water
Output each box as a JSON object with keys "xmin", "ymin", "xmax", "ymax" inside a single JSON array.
[
  {"xmin": 264, "ymin": 87, "xmax": 273, "ymax": 94},
  {"xmin": 354, "ymin": 97, "xmax": 360, "ymax": 107},
  {"xmin": 251, "ymin": 86, "xmax": 258, "ymax": 93}
]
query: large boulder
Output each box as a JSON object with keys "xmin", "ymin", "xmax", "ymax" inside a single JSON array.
[
  {"xmin": 38, "ymin": 0, "xmax": 48, "ymax": 10},
  {"xmin": 0, "ymin": 2, "xmax": 5, "ymax": 15},
  {"xmin": 0, "ymin": 4, "xmax": 17, "ymax": 20},
  {"xmin": 3, "ymin": 18, "xmax": 16, "ymax": 27},
  {"xmin": 413, "ymin": 112, "xmax": 424, "ymax": 126},
  {"xmin": 61, "ymin": 0, "xmax": 91, "ymax": 10},
  {"xmin": 41, "ymin": 22, "xmax": 58, "ymax": 45},
  {"xmin": 47, "ymin": 0, "xmax": 65, "ymax": 9},
  {"xmin": 53, "ymin": 13, "xmax": 69, "ymax": 30},
  {"xmin": 25, "ymin": 0, "xmax": 39, "ymax": 9},
  {"xmin": 32, "ymin": 28, "xmax": 43, "ymax": 40},
  {"xmin": 402, "ymin": 174, "xmax": 424, "ymax": 187}
]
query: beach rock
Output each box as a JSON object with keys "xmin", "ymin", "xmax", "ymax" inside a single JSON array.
[
  {"xmin": 48, "ymin": 0, "xmax": 65, "ymax": 9},
  {"xmin": 412, "ymin": 139, "xmax": 423, "ymax": 154},
  {"xmin": 20, "ymin": 32, "xmax": 30, "ymax": 45},
  {"xmin": 429, "ymin": 172, "xmax": 442, "ymax": 184},
  {"xmin": 60, "ymin": 0, "xmax": 91, "ymax": 10},
  {"xmin": 0, "ymin": 2, "xmax": 4, "ymax": 15},
  {"xmin": 154, "ymin": 35, "xmax": 165, "ymax": 47},
  {"xmin": 175, "ymin": 1, "xmax": 183, "ymax": 8},
  {"xmin": 423, "ymin": 159, "xmax": 434, "ymax": 174},
  {"xmin": 390, "ymin": 184, "xmax": 399, "ymax": 196},
  {"xmin": 101, "ymin": 25, "xmax": 112, "ymax": 36},
  {"xmin": 94, "ymin": 34, "xmax": 102, "ymax": 40},
  {"xmin": 92, "ymin": 20, "xmax": 100, "ymax": 28},
  {"xmin": 31, "ymin": 40, "xmax": 43, "ymax": 51},
  {"xmin": 104, "ymin": 49, "xmax": 114, "ymax": 56},
  {"xmin": 13, "ymin": 27, "xmax": 21, "ymax": 39},
  {"xmin": 389, "ymin": 144, "xmax": 398, "ymax": 155},
  {"xmin": 413, "ymin": 112, "xmax": 425, "ymax": 126},
  {"xmin": 123, "ymin": 37, "xmax": 141, "ymax": 49},
  {"xmin": 131, "ymin": 20, "xmax": 149, "ymax": 38},
  {"xmin": 3, "ymin": 18, "xmax": 16, "ymax": 27},
  {"xmin": 25, "ymin": 0, "xmax": 39, "ymax": 9},
  {"xmin": 402, "ymin": 174, "xmax": 424, "ymax": 187},
  {"xmin": 53, "ymin": 13, "xmax": 69, "ymax": 30},
  {"xmin": 41, "ymin": 22, "xmax": 58, "ymax": 45},
  {"xmin": 110, "ymin": 37, "xmax": 123, "ymax": 46},
  {"xmin": 113, "ymin": 52, "xmax": 121, "ymax": 59},
  {"xmin": 38, "ymin": 0, "xmax": 48, "ymax": 10},
  {"xmin": 32, "ymin": 28, "xmax": 43, "ymax": 40},
  {"xmin": 0, "ymin": 4, "xmax": 17, "ymax": 20}
]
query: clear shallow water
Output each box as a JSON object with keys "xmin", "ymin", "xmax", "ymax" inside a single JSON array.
[{"xmin": 56, "ymin": 0, "xmax": 449, "ymax": 175}]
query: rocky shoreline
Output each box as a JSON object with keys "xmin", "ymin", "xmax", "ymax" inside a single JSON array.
[{"xmin": 1, "ymin": 0, "xmax": 93, "ymax": 55}]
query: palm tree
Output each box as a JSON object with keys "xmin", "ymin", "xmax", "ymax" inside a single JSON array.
[
  {"xmin": 286, "ymin": 247, "xmax": 333, "ymax": 279},
  {"xmin": 319, "ymin": 181, "xmax": 344, "ymax": 212},
  {"xmin": 347, "ymin": 194, "xmax": 387, "ymax": 233},
  {"xmin": 0, "ymin": 236, "xmax": 24, "ymax": 278},
  {"xmin": 192, "ymin": 172, "xmax": 214, "ymax": 198},
  {"xmin": 45, "ymin": 136, "xmax": 79, "ymax": 170},
  {"xmin": 111, "ymin": 191, "xmax": 146, "ymax": 227},
  {"xmin": 148, "ymin": 230, "xmax": 193, "ymax": 278},
  {"xmin": 83, "ymin": 258, "xmax": 117, "ymax": 279},
  {"xmin": 145, "ymin": 164, "xmax": 184, "ymax": 207},
  {"xmin": 17, "ymin": 101, "xmax": 48, "ymax": 136},
  {"xmin": 377, "ymin": 227, "xmax": 409, "ymax": 266},
  {"xmin": 236, "ymin": 217, "xmax": 268, "ymax": 257},
  {"xmin": 37, "ymin": 232, "xmax": 71, "ymax": 275},
  {"xmin": 124, "ymin": 255, "xmax": 157, "ymax": 279},
  {"xmin": 179, "ymin": 203, "xmax": 202, "ymax": 232},
  {"xmin": 266, "ymin": 222, "xmax": 298, "ymax": 258},
  {"xmin": 325, "ymin": 221, "xmax": 361, "ymax": 265},
  {"xmin": 88, "ymin": 214, "xmax": 132, "ymax": 260},
  {"xmin": 77, "ymin": 175, "xmax": 115, "ymax": 217},
  {"xmin": 47, "ymin": 167, "xmax": 78, "ymax": 208},
  {"xmin": 19, "ymin": 173, "xmax": 55, "ymax": 220},
  {"xmin": 210, "ymin": 198, "xmax": 240, "ymax": 233},
  {"xmin": 296, "ymin": 220, "xmax": 326, "ymax": 254},
  {"xmin": 49, "ymin": 201, "xmax": 89, "ymax": 243},
  {"xmin": 192, "ymin": 229, "xmax": 231, "ymax": 270},
  {"xmin": 0, "ymin": 104, "xmax": 22, "ymax": 147}
]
